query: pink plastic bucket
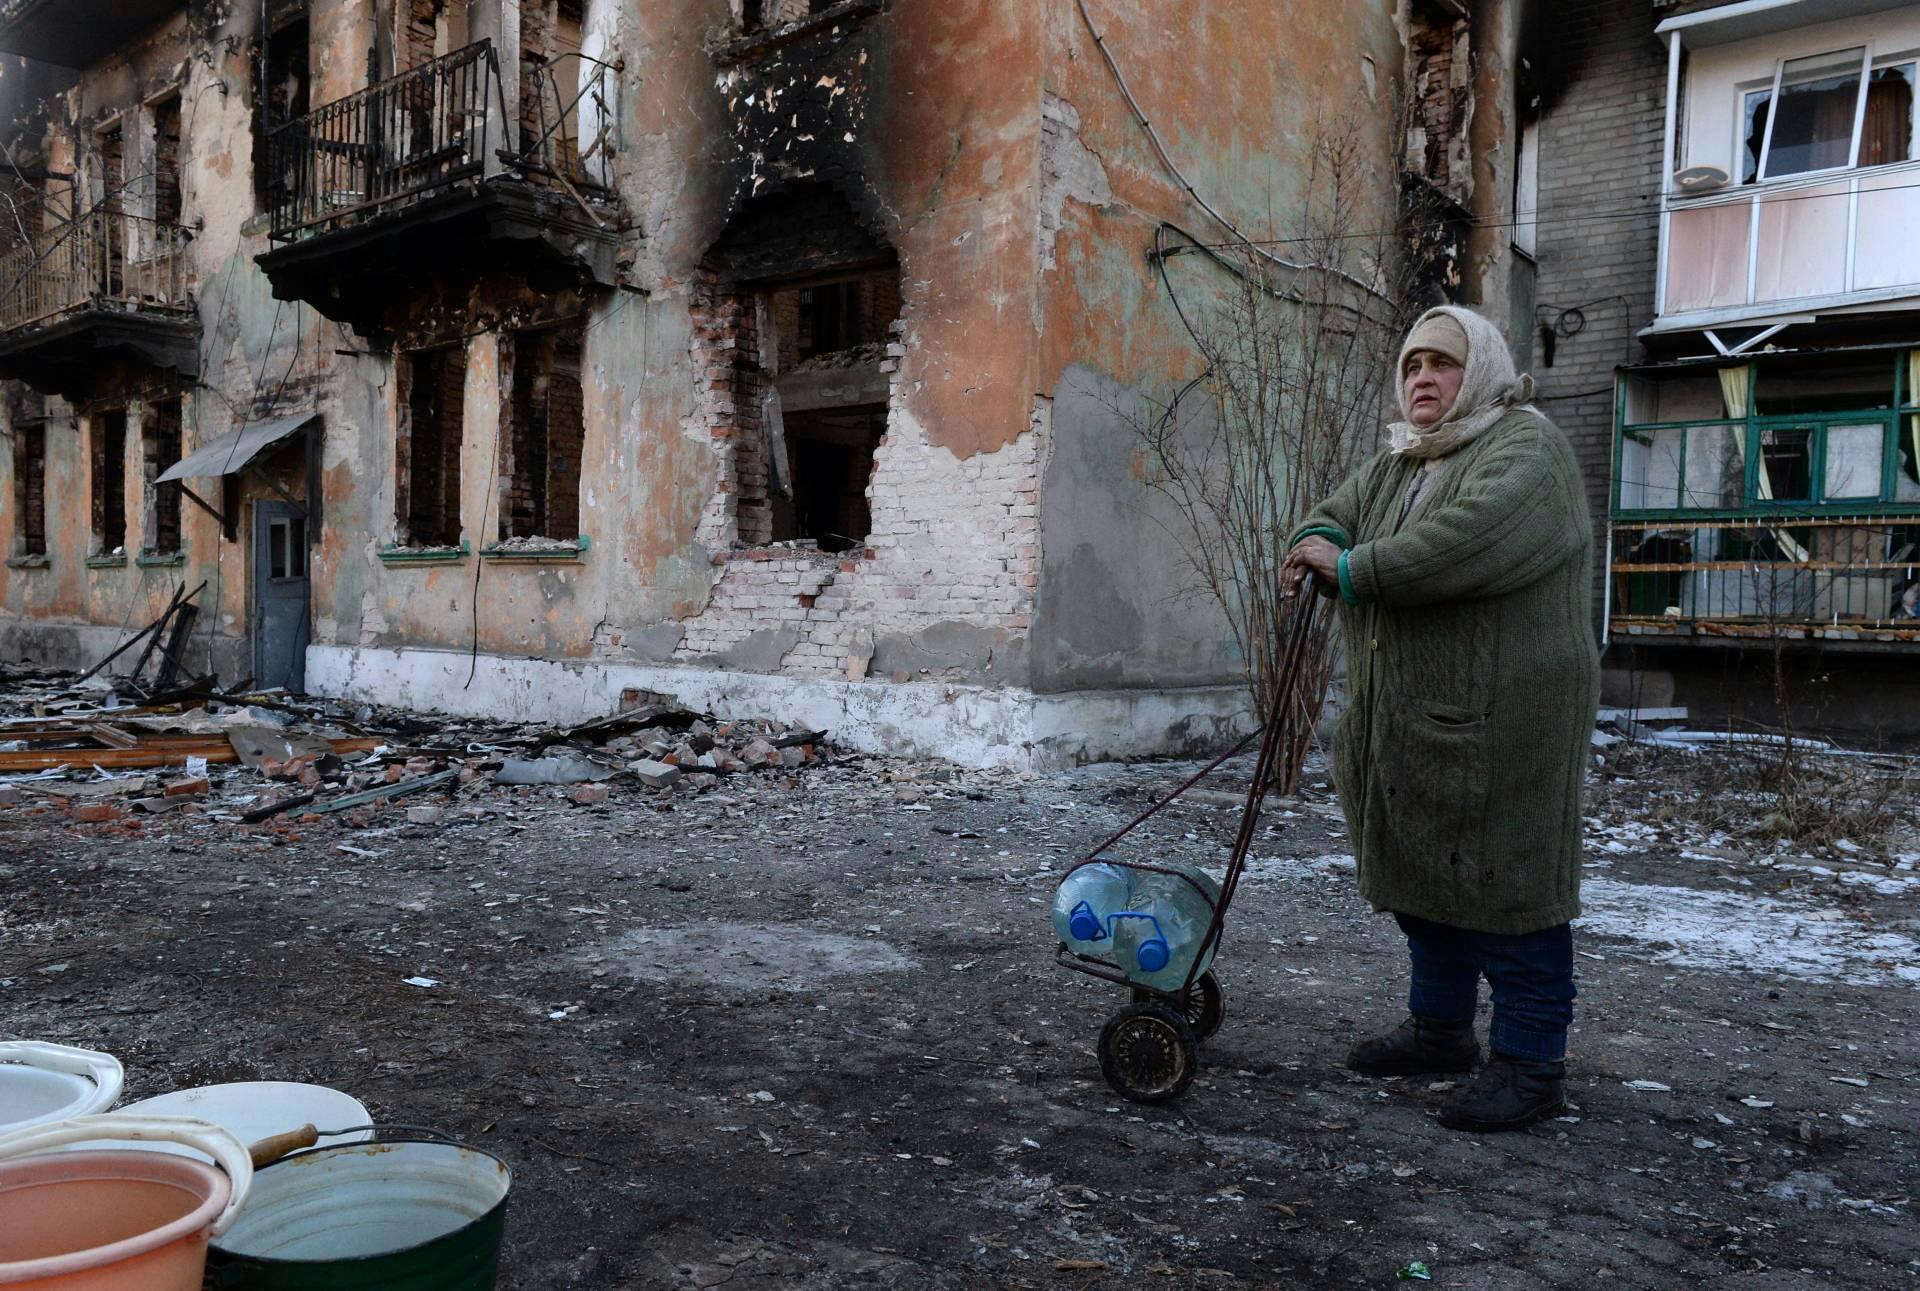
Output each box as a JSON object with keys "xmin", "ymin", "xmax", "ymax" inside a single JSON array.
[{"xmin": 0, "ymin": 1115, "xmax": 252, "ymax": 1291}]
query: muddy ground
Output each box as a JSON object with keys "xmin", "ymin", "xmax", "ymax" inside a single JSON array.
[{"xmin": 3, "ymin": 733, "xmax": 1917, "ymax": 1289}]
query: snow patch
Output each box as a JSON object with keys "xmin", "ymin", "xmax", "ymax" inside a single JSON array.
[{"xmin": 1579, "ymin": 880, "xmax": 1919, "ymax": 987}]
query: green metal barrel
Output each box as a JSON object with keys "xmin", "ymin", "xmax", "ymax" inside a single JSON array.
[{"xmin": 203, "ymin": 1140, "xmax": 509, "ymax": 1291}]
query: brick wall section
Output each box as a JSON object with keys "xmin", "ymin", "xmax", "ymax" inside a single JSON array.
[
  {"xmin": 674, "ymin": 334, "xmax": 1043, "ymax": 678},
  {"xmin": 1406, "ymin": 11, "xmax": 1472, "ymax": 201},
  {"xmin": 688, "ymin": 270, "xmax": 772, "ymax": 548},
  {"xmin": 1532, "ymin": 0, "xmax": 1666, "ymax": 613}
]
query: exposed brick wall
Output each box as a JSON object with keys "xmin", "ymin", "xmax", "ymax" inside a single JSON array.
[
  {"xmin": 673, "ymin": 338, "xmax": 1043, "ymax": 679},
  {"xmin": 1531, "ymin": 0, "xmax": 1665, "ymax": 617},
  {"xmin": 688, "ymin": 269, "xmax": 772, "ymax": 549},
  {"xmin": 1406, "ymin": 8, "xmax": 1472, "ymax": 203}
]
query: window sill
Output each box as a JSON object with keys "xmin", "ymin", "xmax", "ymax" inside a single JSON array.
[
  {"xmin": 136, "ymin": 551, "xmax": 185, "ymax": 568},
  {"xmin": 85, "ymin": 554, "xmax": 129, "ymax": 569},
  {"xmin": 6, "ymin": 554, "xmax": 49, "ymax": 570},
  {"xmin": 480, "ymin": 535, "xmax": 591, "ymax": 563},
  {"xmin": 378, "ymin": 540, "xmax": 470, "ymax": 567}
]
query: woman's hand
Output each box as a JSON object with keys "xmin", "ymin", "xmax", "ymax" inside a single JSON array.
[{"xmin": 1283, "ymin": 536, "xmax": 1342, "ymax": 599}]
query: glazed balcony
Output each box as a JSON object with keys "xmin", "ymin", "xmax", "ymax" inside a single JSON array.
[
  {"xmin": 0, "ymin": 208, "xmax": 197, "ymax": 401},
  {"xmin": 256, "ymin": 40, "xmax": 621, "ymax": 339}
]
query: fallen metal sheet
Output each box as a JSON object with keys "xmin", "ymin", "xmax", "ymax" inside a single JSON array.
[
  {"xmin": 307, "ymin": 768, "xmax": 459, "ymax": 816},
  {"xmin": 156, "ymin": 411, "xmax": 318, "ymax": 483},
  {"xmin": 226, "ymin": 725, "xmax": 338, "ymax": 770}
]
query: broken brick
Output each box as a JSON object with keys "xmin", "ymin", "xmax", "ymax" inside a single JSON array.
[
  {"xmin": 567, "ymin": 783, "xmax": 610, "ymax": 806},
  {"xmin": 162, "ymin": 776, "xmax": 209, "ymax": 797},
  {"xmin": 72, "ymin": 802, "xmax": 122, "ymax": 824},
  {"xmin": 630, "ymin": 759, "xmax": 681, "ymax": 789}
]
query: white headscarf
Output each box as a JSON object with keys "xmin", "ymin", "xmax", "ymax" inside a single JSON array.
[{"xmin": 1387, "ymin": 305, "xmax": 1538, "ymax": 461}]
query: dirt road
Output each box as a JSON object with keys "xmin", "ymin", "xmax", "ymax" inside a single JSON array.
[{"xmin": 4, "ymin": 748, "xmax": 1915, "ymax": 1288}]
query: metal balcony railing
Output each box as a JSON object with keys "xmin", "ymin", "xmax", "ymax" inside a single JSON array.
[
  {"xmin": 1609, "ymin": 516, "xmax": 1920, "ymax": 642},
  {"xmin": 267, "ymin": 39, "xmax": 618, "ymax": 243},
  {"xmin": 0, "ymin": 208, "xmax": 192, "ymax": 335},
  {"xmin": 268, "ymin": 40, "xmax": 498, "ymax": 241}
]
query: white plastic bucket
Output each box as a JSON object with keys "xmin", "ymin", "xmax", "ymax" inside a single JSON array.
[
  {"xmin": 0, "ymin": 1044, "xmax": 124, "ymax": 1136},
  {"xmin": 100, "ymin": 1084, "xmax": 370, "ymax": 1163}
]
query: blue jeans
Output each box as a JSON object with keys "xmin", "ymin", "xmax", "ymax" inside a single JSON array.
[{"xmin": 1394, "ymin": 912, "xmax": 1575, "ymax": 1063}]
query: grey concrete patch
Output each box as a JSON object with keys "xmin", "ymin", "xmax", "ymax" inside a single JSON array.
[
  {"xmin": 626, "ymin": 621, "xmax": 686, "ymax": 662},
  {"xmin": 713, "ymin": 626, "xmax": 802, "ymax": 672},
  {"xmin": 871, "ymin": 620, "xmax": 1024, "ymax": 683},
  {"xmin": 582, "ymin": 922, "xmax": 914, "ymax": 994}
]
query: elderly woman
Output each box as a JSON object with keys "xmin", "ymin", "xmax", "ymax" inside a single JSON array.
[{"xmin": 1282, "ymin": 305, "xmax": 1600, "ymax": 1132}]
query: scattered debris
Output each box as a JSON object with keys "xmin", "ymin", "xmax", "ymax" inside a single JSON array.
[{"xmin": 0, "ymin": 666, "xmax": 845, "ymax": 831}]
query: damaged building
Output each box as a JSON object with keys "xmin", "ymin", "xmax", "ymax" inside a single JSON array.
[
  {"xmin": 0, "ymin": 0, "xmax": 1532, "ymax": 767},
  {"xmin": 1530, "ymin": 0, "xmax": 1920, "ymax": 736}
]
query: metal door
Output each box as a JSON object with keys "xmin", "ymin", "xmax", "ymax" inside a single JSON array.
[{"xmin": 252, "ymin": 500, "xmax": 310, "ymax": 691}]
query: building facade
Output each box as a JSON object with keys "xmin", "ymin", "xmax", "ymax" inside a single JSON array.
[
  {"xmin": 1533, "ymin": 0, "xmax": 1920, "ymax": 735},
  {"xmin": 0, "ymin": 0, "xmax": 1529, "ymax": 765}
]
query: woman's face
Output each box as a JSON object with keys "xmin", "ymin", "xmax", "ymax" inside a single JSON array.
[{"xmin": 1402, "ymin": 350, "xmax": 1465, "ymax": 428}]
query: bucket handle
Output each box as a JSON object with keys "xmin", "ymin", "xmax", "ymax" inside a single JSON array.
[
  {"xmin": 0, "ymin": 1041, "xmax": 125, "ymax": 1114},
  {"xmin": 0, "ymin": 1113, "xmax": 254, "ymax": 1235}
]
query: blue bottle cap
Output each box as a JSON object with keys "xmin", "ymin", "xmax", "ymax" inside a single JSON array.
[
  {"xmin": 1136, "ymin": 937, "xmax": 1170, "ymax": 973},
  {"xmin": 1067, "ymin": 899, "xmax": 1104, "ymax": 943}
]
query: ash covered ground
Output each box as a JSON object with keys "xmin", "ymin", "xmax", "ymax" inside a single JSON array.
[{"xmin": 3, "ymin": 686, "xmax": 1917, "ymax": 1289}]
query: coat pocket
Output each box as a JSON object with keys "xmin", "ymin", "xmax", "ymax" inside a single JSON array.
[{"xmin": 1376, "ymin": 697, "xmax": 1490, "ymax": 851}]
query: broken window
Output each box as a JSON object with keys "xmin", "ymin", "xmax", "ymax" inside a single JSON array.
[
  {"xmin": 397, "ymin": 345, "xmax": 465, "ymax": 547},
  {"xmin": 92, "ymin": 408, "xmax": 127, "ymax": 556},
  {"xmin": 153, "ymin": 93, "xmax": 182, "ymax": 226},
  {"xmin": 141, "ymin": 399, "xmax": 183, "ymax": 555},
  {"xmin": 502, "ymin": 320, "xmax": 584, "ymax": 542},
  {"xmin": 781, "ymin": 406, "xmax": 884, "ymax": 552},
  {"xmin": 255, "ymin": 4, "xmax": 311, "ymax": 210},
  {"xmin": 12, "ymin": 403, "xmax": 46, "ymax": 558}
]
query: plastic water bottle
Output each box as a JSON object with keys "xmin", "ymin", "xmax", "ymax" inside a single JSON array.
[
  {"xmin": 1051, "ymin": 862, "xmax": 1133, "ymax": 955},
  {"xmin": 1052, "ymin": 861, "xmax": 1223, "ymax": 993}
]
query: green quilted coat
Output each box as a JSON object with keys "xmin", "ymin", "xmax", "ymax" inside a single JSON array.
[{"xmin": 1292, "ymin": 409, "xmax": 1601, "ymax": 935}]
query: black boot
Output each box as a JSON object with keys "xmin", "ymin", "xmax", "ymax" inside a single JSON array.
[
  {"xmin": 1437, "ymin": 1054, "xmax": 1566, "ymax": 1131},
  {"xmin": 1345, "ymin": 1015, "xmax": 1479, "ymax": 1077}
]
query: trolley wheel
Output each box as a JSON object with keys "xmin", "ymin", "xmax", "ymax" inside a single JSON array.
[
  {"xmin": 1098, "ymin": 1002, "xmax": 1198, "ymax": 1104},
  {"xmin": 1132, "ymin": 970, "xmax": 1226, "ymax": 1041}
]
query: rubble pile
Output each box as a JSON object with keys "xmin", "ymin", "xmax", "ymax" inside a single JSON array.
[{"xmin": 0, "ymin": 664, "xmax": 841, "ymax": 829}]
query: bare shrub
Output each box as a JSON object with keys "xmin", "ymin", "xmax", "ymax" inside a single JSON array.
[{"xmin": 1130, "ymin": 113, "xmax": 1425, "ymax": 788}]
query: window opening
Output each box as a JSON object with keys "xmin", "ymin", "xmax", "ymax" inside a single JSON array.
[
  {"xmin": 257, "ymin": 9, "xmax": 311, "ymax": 210},
  {"xmin": 13, "ymin": 415, "xmax": 46, "ymax": 558},
  {"xmin": 782, "ymin": 406, "xmax": 884, "ymax": 552},
  {"xmin": 1741, "ymin": 87, "xmax": 1770, "ymax": 183},
  {"xmin": 1864, "ymin": 63, "xmax": 1916, "ymax": 166},
  {"xmin": 1758, "ymin": 426, "xmax": 1813, "ymax": 502},
  {"xmin": 503, "ymin": 321, "xmax": 584, "ymax": 542},
  {"xmin": 142, "ymin": 399, "xmax": 183, "ymax": 554},
  {"xmin": 398, "ymin": 345, "xmax": 465, "ymax": 547},
  {"xmin": 269, "ymin": 515, "xmax": 307, "ymax": 579},
  {"xmin": 92, "ymin": 409, "xmax": 127, "ymax": 555},
  {"xmin": 1823, "ymin": 423, "xmax": 1885, "ymax": 500},
  {"xmin": 1760, "ymin": 47, "xmax": 1868, "ymax": 179}
]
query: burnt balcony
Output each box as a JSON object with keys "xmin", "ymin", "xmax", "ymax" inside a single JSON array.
[
  {"xmin": 0, "ymin": 208, "xmax": 197, "ymax": 401},
  {"xmin": 256, "ymin": 40, "xmax": 622, "ymax": 340}
]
